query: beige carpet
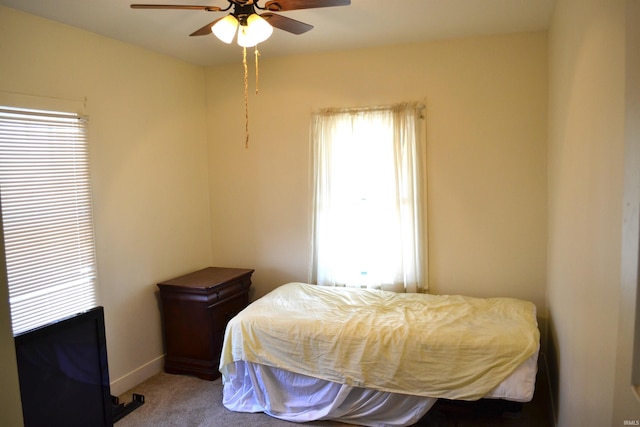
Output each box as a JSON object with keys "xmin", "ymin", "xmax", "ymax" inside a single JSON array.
[{"xmin": 115, "ymin": 372, "xmax": 355, "ymax": 427}]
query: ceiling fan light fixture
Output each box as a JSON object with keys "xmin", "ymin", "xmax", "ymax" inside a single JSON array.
[
  {"xmin": 212, "ymin": 14, "xmax": 239, "ymax": 44},
  {"xmin": 237, "ymin": 13, "xmax": 273, "ymax": 47}
]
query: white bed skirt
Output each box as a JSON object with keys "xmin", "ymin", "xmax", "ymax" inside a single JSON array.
[
  {"xmin": 222, "ymin": 361, "xmax": 436, "ymax": 426},
  {"xmin": 222, "ymin": 350, "xmax": 538, "ymax": 427}
]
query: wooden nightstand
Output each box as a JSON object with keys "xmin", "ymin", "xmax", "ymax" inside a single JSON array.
[{"xmin": 157, "ymin": 267, "xmax": 254, "ymax": 380}]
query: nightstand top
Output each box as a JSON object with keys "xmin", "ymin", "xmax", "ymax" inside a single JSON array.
[{"xmin": 157, "ymin": 267, "xmax": 254, "ymax": 290}]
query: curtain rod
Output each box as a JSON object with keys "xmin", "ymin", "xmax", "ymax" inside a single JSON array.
[{"xmin": 313, "ymin": 101, "xmax": 425, "ymax": 116}]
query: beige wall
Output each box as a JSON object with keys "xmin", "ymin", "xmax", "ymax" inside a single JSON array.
[
  {"xmin": 4, "ymin": 2, "xmax": 639, "ymax": 425},
  {"xmin": 615, "ymin": 2, "xmax": 640, "ymax": 424},
  {"xmin": 0, "ymin": 5, "xmax": 213, "ymax": 401},
  {"xmin": 205, "ymin": 33, "xmax": 548, "ymax": 312},
  {"xmin": 2, "ymin": 4, "xmax": 551, "ymax": 425},
  {"xmin": 547, "ymin": 0, "xmax": 640, "ymax": 425}
]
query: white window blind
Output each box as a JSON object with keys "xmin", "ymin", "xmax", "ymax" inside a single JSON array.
[{"xmin": 0, "ymin": 106, "xmax": 98, "ymax": 335}]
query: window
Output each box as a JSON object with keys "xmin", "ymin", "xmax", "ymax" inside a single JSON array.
[
  {"xmin": 310, "ymin": 103, "xmax": 427, "ymax": 293},
  {"xmin": 0, "ymin": 105, "xmax": 98, "ymax": 335}
]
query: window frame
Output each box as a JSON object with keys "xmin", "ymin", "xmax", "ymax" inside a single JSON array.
[
  {"xmin": 0, "ymin": 102, "xmax": 99, "ymax": 335},
  {"xmin": 309, "ymin": 103, "xmax": 427, "ymax": 293}
]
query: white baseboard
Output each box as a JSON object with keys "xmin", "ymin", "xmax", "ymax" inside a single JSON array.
[{"xmin": 109, "ymin": 354, "xmax": 165, "ymax": 397}]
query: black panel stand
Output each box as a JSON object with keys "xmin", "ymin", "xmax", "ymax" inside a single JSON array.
[{"xmin": 112, "ymin": 393, "xmax": 145, "ymax": 423}]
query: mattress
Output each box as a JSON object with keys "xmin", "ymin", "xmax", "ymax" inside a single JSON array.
[{"xmin": 220, "ymin": 282, "xmax": 540, "ymax": 426}]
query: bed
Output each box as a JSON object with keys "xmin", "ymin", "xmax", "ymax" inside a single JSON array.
[{"xmin": 219, "ymin": 282, "xmax": 540, "ymax": 427}]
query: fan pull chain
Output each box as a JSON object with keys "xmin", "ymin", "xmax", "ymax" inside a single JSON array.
[
  {"xmin": 255, "ymin": 47, "xmax": 260, "ymax": 94},
  {"xmin": 243, "ymin": 46, "xmax": 249, "ymax": 149}
]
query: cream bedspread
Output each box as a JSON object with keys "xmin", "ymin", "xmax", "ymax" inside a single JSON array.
[{"xmin": 219, "ymin": 282, "xmax": 539, "ymax": 400}]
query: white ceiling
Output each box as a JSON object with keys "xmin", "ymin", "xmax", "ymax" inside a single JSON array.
[{"xmin": 0, "ymin": 0, "xmax": 557, "ymax": 67}]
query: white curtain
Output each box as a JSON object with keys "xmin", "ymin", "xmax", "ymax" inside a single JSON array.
[{"xmin": 310, "ymin": 102, "xmax": 427, "ymax": 293}]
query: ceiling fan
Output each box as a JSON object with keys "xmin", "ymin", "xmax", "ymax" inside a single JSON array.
[
  {"xmin": 130, "ymin": 1, "xmax": 351, "ymax": 149},
  {"xmin": 130, "ymin": 0, "xmax": 351, "ymax": 40}
]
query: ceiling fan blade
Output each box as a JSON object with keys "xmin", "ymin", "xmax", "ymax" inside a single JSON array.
[
  {"xmin": 261, "ymin": 13, "xmax": 313, "ymax": 35},
  {"xmin": 263, "ymin": 0, "xmax": 350, "ymax": 12},
  {"xmin": 190, "ymin": 17, "xmax": 225, "ymax": 36},
  {"xmin": 131, "ymin": 4, "xmax": 223, "ymax": 12}
]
